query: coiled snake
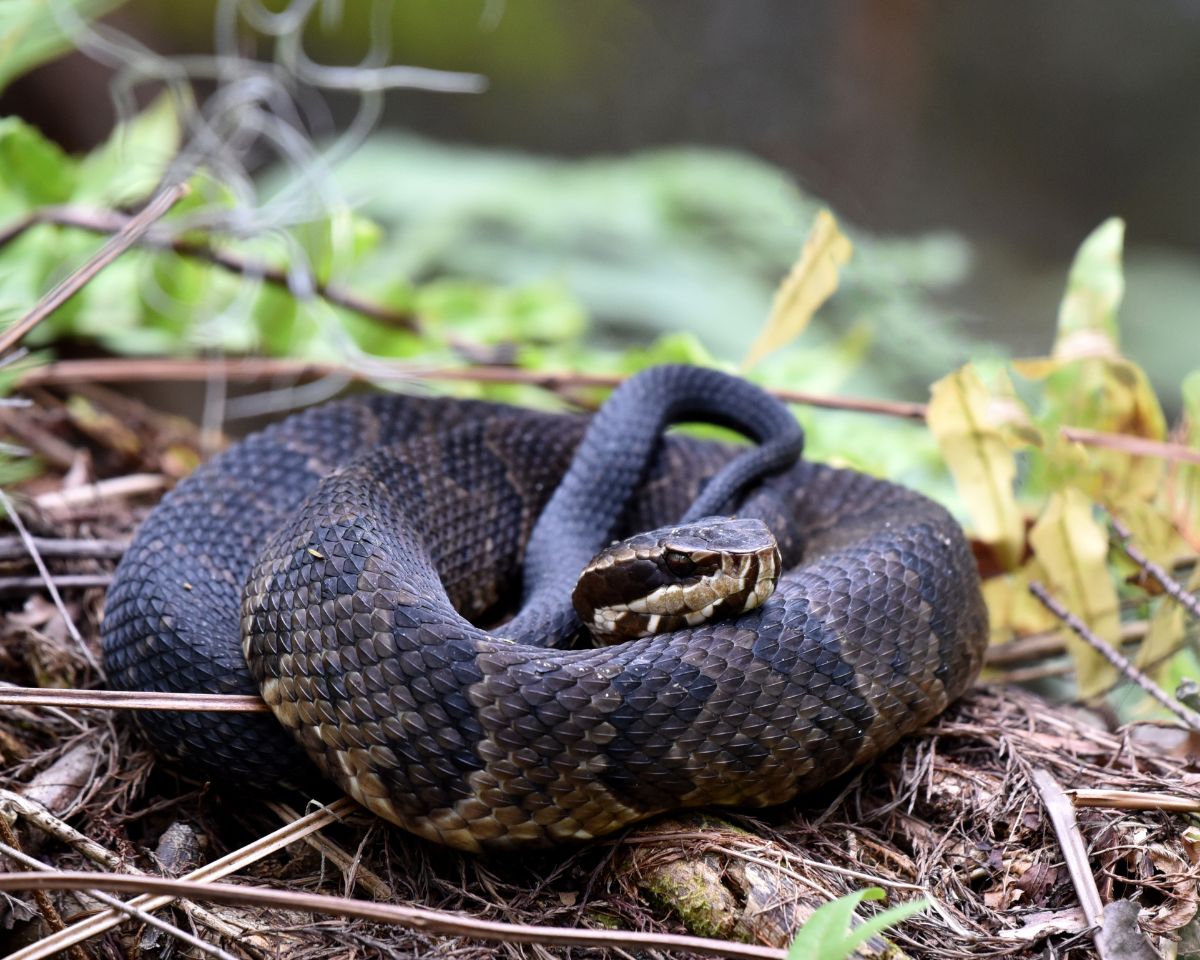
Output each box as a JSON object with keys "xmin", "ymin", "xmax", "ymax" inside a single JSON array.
[{"xmin": 103, "ymin": 366, "xmax": 988, "ymax": 852}]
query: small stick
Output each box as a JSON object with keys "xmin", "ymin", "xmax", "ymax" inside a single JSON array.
[
  {"xmin": 12, "ymin": 357, "xmax": 934, "ymax": 420},
  {"xmin": 0, "ymin": 574, "xmax": 112, "ymax": 593},
  {"xmin": 1060, "ymin": 426, "xmax": 1200, "ymax": 468},
  {"xmin": 0, "ymin": 871, "xmax": 788, "ymax": 960},
  {"xmin": 1029, "ymin": 581, "xmax": 1200, "ymax": 731},
  {"xmin": 0, "ymin": 185, "xmax": 189, "ymax": 357},
  {"xmin": 1029, "ymin": 768, "xmax": 1110, "ymax": 957},
  {"xmin": 0, "ymin": 686, "xmax": 270, "ymax": 713},
  {"xmin": 0, "ymin": 205, "xmax": 419, "ymax": 333},
  {"xmin": 0, "ymin": 536, "xmax": 129, "ymax": 561},
  {"xmin": 1070, "ymin": 789, "xmax": 1200, "ymax": 813},
  {"xmin": 0, "ymin": 490, "xmax": 100, "ymax": 675},
  {"xmin": 985, "ymin": 620, "xmax": 1147, "ymax": 667},
  {"xmin": 23, "ymin": 358, "xmax": 1200, "ymax": 466},
  {"xmin": 1109, "ymin": 517, "xmax": 1200, "ymax": 622},
  {"xmin": 32, "ymin": 474, "xmax": 171, "ymax": 513}
]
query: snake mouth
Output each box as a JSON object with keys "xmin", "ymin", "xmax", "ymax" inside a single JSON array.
[{"xmin": 572, "ymin": 516, "xmax": 781, "ymax": 642}]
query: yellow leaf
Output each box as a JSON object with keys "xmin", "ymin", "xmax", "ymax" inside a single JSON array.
[
  {"xmin": 981, "ymin": 561, "xmax": 1058, "ymax": 652},
  {"xmin": 1017, "ymin": 354, "xmax": 1166, "ymax": 504},
  {"xmin": 1172, "ymin": 370, "xmax": 1200, "ymax": 548},
  {"xmin": 927, "ymin": 365, "xmax": 1027, "ymax": 570},
  {"xmin": 1028, "ymin": 489, "xmax": 1119, "ymax": 697},
  {"xmin": 741, "ymin": 209, "xmax": 851, "ymax": 371}
]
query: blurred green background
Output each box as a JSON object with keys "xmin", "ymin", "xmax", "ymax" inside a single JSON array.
[{"xmin": 3, "ymin": 0, "xmax": 1198, "ymax": 406}]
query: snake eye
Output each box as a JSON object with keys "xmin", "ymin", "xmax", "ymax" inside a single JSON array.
[{"xmin": 663, "ymin": 550, "xmax": 696, "ymax": 576}]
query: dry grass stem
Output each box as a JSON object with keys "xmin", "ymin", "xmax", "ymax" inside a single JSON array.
[
  {"xmin": 1110, "ymin": 517, "xmax": 1200, "ymax": 621},
  {"xmin": 33, "ymin": 474, "xmax": 171, "ymax": 513},
  {"xmin": 0, "ymin": 686, "xmax": 269, "ymax": 712},
  {"xmin": 1030, "ymin": 768, "xmax": 1104, "ymax": 928},
  {"xmin": 1070, "ymin": 789, "xmax": 1200, "ymax": 813},
  {"xmin": 1029, "ymin": 581, "xmax": 1200, "ymax": 730},
  {"xmin": 21, "ymin": 358, "xmax": 1200, "ymax": 467},
  {"xmin": 0, "ymin": 871, "xmax": 790, "ymax": 960},
  {"xmin": 0, "ymin": 537, "xmax": 129, "ymax": 561},
  {"xmin": 0, "ymin": 185, "xmax": 189, "ymax": 357}
]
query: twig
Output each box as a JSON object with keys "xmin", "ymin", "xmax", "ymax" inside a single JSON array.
[
  {"xmin": 21, "ymin": 358, "xmax": 1200, "ymax": 469},
  {"xmin": 11, "ymin": 357, "xmax": 935, "ymax": 420},
  {"xmin": 0, "ymin": 790, "xmax": 128, "ymax": 870},
  {"xmin": 0, "ymin": 489, "xmax": 100, "ymax": 675},
  {"xmin": 1029, "ymin": 769, "xmax": 1109, "ymax": 952},
  {"xmin": 0, "ymin": 185, "xmax": 189, "ymax": 357},
  {"xmin": 1109, "ymin": 517, "xmax": 1200, "ymax": 621},
  {"xmin": 32, "ymin": 474, "xmax": 171, "ymax": 513},
  {"xmin": 1061, "ymin": 426, "xmax": 1200, "ymax": 468},
  {"xmin": 985, "ymin": 620, "xmax": 1147, "ymax": 667},
  {"xmin": 0, "ymin": 686, "xmax": 269, "ymax": 712},
  {"xmin": 1069, "ymin": 789, "xmax": 1200, "ymax": 813},
  {"xmin": 0, "ymin": 205, "xmax": 418, "ymax": 333},
  {"xmin": 0, "ymin": 536, "xmax": 129, "ymax": 561},
  {"xmin": 1029, "ymin": 581, "xmax": 1200, "ymax": 731},
  {"xmin": 4, "ymin": 798, "xmax": 359, "ymax": 960},
  {"xmin": 0, "ymin": 842, "xmax": 239, "ymax": 960},
  {"xmin": 0, "ymin": 574, "xmax": 112, "ymax": 593},
  {"xmin": 0, "ymin": 871, "xmax": 788, "ymax": 960}
]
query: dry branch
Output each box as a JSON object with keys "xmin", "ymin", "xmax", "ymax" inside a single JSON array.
[
  {"xmin": 1029, "ymin": 581, "xmax": 1200, "ymax": 730},
  {"xmin": 0, "ymin": 871, "xmax": 787, "ymax": 960},
  {"xmin": 0, "ymin": 686, "xmax": 269, "ymax": 712},
  {"xmin": 0, "ymin": 205, "xmax": 418, "ymax": 333},
  {"xmin": 19, "ymin": 359, "xmax": 1200, "ymax": 469},
  {"xmin": 0, "ymin": 536, "xmax": 128, "ymax": 561},
  {"xmin": 1110, "ymin": 517, "xmax": 1200, "ymax": 621},
  {"xmin": 0, "ymin": 186, "xmax": 189, "ymax": 357}
]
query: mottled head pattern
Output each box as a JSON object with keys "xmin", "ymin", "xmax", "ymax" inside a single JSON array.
[{"xmin": 572, "ymin": 516, "xmax": 781, "ymax": 641}]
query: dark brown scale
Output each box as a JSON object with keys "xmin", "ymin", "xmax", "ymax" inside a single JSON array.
[{"xmin": 103, "ymin": 389, "xmax": 988, "ymax": 852}]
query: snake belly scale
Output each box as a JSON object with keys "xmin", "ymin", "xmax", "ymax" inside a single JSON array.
[{"xmin": 102, "ymin": 370, "xmax": 989, "ymax": 852}]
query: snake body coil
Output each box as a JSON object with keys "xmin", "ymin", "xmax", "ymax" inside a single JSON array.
[{"xmin": 103, "ymin": 369, "xmax": 988, "ymax": 852}]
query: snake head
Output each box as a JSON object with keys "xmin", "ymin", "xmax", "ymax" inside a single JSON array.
[{"xmin": 571, "ymin": 516, "xmax": 780, "ymax": 643}]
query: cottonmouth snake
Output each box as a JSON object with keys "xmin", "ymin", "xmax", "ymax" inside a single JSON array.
[{"xmin": 102, "ymin": 367, "xmax": 988, "ymax": 852}]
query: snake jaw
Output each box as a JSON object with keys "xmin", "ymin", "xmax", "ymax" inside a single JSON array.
[{"xmin": 572, "ymin": 516, "xmax": 781, "ymax": 642}]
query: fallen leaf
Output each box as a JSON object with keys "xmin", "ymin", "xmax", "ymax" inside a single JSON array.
[
  {"xmin": 741, "ymin": 209, "xmax": 851, "ymax": 370},
  {"xmin": 1028, "ymin": 489, "xmax": 1120, "ymax": 697}
]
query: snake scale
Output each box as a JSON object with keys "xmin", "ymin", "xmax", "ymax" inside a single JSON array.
[{"xmin": 102, "ymin": 367, "xmax": 988, "ymax": 852}]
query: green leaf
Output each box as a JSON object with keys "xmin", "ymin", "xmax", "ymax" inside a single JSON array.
[
  {"xmin": 76, "ymin": 92, "xmax": 182, "ymax": 206},
  {"xmin": 0, "ymin": 116, "xmax": 76, "ymax": 215},
  {"xmin": 786, "ymin": 888, "xmax": 927, "ymax": 960},
  {"xmin": 927, "ymin": 365, "xmax": 1028, "ymax": 570},
  {"xmin": 1053, "ymin": 217, "xmax": 1125, "ymax": 356},
  {"xmin": 742, "ymin": 209, "xmax": 852, "ymax": 371},
  {"xmin": 289, "ymin": 207, "xmax": 383, "ymax": 288},
  {"xmin": 0, "ymin": 0, "xmax": 128, "ymax": 94}
]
